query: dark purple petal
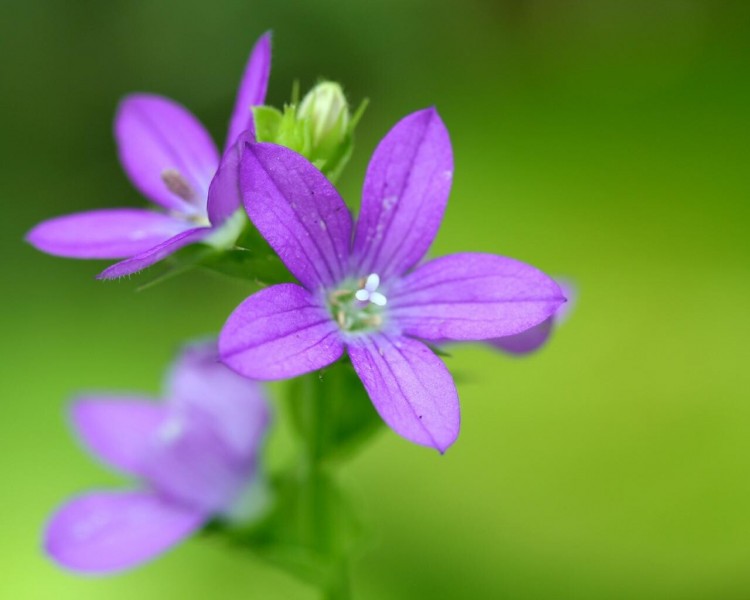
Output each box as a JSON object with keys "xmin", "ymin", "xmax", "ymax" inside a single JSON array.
[
  {"xmin": 490, "ymin": 316, "xmax": 555, "ymax": 355},
  {"xmin": 71, "ymin": 397, "xmax": 167, "ymax": 475},
  {"xmin": 44, "ymin": 491, "xmax": 205, "ymax": 574},
  {"xmin": 207, "ymin": 131, "xmax": 254, "ymax": 225},
  {"xmin": 115, "ymin": 94, "xmax": 219, "ymax": 213},
  {"xmin": 166, "ymin": 341, "xmax": 271, "ymax": 460},
  {"xmin": 140, "ymin": 415, "xmax": 248, "ymax": 513},
  {"xmin": 96, "ymin": 227, "xmax": 211, "ymax": 279},
  {"xmin": 388, "ymin": 253, "xmax": 565, "ymax": 340},
  {"xmin": 240, "ymin": 143, "xmax": 353, "ymax": 290},
  {"xmin": 348, "ymin": 334, "xmax": 459, "ymax": 452},
  {"xmin": 352, "ymin": 108, "xmax": 453, "ymax": 280},
  {"xmin": 225, "ymin": 32, "xmax": 272, "ymax": 151},
  {"xmin": 25, "ymin": 209, "xmax": 191, "ymax": 259},
  {"xmin": 220, "ymin": 283, "xmax": 344, "ymax": 380}
]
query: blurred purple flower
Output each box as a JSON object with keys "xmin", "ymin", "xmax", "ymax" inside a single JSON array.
[
  {"xmin": 219, "ymin": 108, "xmax": 566, "ymax": 453},
  {"xmin": 491, "ymin": 279, "xmax": 576, "ymax": 355},
  {"xmin": 44, "ymin": 341, "xmax": 270, "ymax": 574},
  {"xmin": 26, "ymin": 33, "xmax": 272, "ymax": 279}
]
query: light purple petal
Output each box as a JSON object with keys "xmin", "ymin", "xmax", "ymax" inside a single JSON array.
[
  {"xmin": 220, "ymin": 283, "xmax": 344, "ymax": 380},
  {"xmin": 490, "ymin": 278, "xmax": 576, "ymax": 355},
  {"xmin": 166, "ymin": 341, "xmax": 271, "ymax": 460},
  {"xmin": 115, "ymin": 94, "xmax": 219, "ymax": 213},
  {"xmin": 352, "ymin": 108, "xmax": 453, "ymax": 280},
  {"xmin": 140, "ymin": 415, "xmax": 248, "ymax": 513},
  {"xmin": 240, "ymin": 142, "xmax": 353, "ymax": 290},
  {"xmin": 44, "ymin": 491, "xmax": 205, "ymax": 574},
  {"xmin": 71, "ymin": 397, "xmax": 167, "ymax": 475},
  {"xmin": 96, "ymin": 227, "xmax": 211, "ymax": 279},
  {"xmin": 348, "ymin": 334, "xmax": 459, "ymax": 452},
  {"xmin": 207, "ymin": 131, "xmax": 254, "ymax": 225},
  {"xmin": 26, "ymin": 209, "xmax": 191, "ymax": 259},
  {"xmin": 225, "ymin": 32, "xmax": 272, "ymax": 151},
  {"xmin": 490, "ymin": 316, "xmax": 555, "ymax": 355},
  {"xmin": 388, "ymin": 253, "xmax": 566, "ymax": 340}
]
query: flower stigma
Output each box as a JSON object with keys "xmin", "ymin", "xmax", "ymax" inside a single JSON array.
[{"xmin": 328, "ymin": 273, "xmax": 387, "ymax": 333}]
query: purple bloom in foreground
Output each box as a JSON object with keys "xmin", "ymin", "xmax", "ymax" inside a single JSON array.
[
  {"xmin": 219, "ymin": 108, "xmax": 566, "ymax": 452},
  {"xmin": 491, "ymin": 279, "xmax": 576, "ymax": 355},
  {"xmin": 27, "ymin": 33, "xmax": 272, "ymax": 279},
  {"xmin": 44, "ymin": 342, "xmax": 270, "ymax": 574}
]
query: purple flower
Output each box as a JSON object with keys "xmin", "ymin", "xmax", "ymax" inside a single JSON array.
[
  {"xmin": 218, "ymin": 108, "xmax": 566, "ymax": 452},
  {"xmin": 26, "ymin": 33, "xmax": 272, "ymax": 279},
  {"xmin": 44, "ymin": 341, "xmax": 270, "ymax": 574},
  {"xmin": 491, "ymin": 279, "xmax": 576, "ymax": 355}
]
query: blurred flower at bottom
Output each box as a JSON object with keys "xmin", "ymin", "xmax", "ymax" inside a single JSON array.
[{"xmin": 43, "ymin": 341, "xmax": 271, "ymax": 575}]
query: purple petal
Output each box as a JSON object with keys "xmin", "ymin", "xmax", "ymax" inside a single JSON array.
[
  {"xmin": 352, "ymin": 108, "xmax": 453, "ymax": 280},
  {"xmin": 220, "ymin": 283, "xmax": 344, "ymax": 380},
  {"xmin": 96, "ymin": 227, "xmax": 211, "ymax": 279},
  {"xmin": 490, "ymin": 316, "xmax": 555, "ymax": 355},
  {"xmin": 26, "ymin": 209, "xmax": 191, "ymax": 259},
  {"xmin": 71, "ymin": 397, "xmax": 167, "ymax": 475},
  {"xmin": 166, "ymin": 340, "xmax": 271, "ymax": 460},
  {"xmin": 44, "ymin": 491, "xmax": 204, "ymax": 574},
  {"xmin": 240, "ymin": 143, "xmax": 353, "ymax": 290},
  {"xmin": 388, "ymin": 253, "xmax": 566, "ymax": 340},
  {"xmin": 348, "ymin": 334, "xmax": 459, "ymax": 452},
  {"xmin": 207, "ymin": 131, "xmax": 254, "ymax": 225},
  {"xmin": 140, "ymin": 415, "xmax": 248, "ymax": 513},
  {"xmin": 115, "ymin": 94, "xmax": 219, "ymax": 214},
  {"xmin": 490, "ymin": 278, "xmax": 576, "ymax": 355},
  {"xmin": 225, "ymin": 32, "xmax": 272, "ymax": 151}
]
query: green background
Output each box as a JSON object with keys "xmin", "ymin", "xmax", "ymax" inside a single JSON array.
[{"xmin": 2, "ymin": 1, "xmax": 749, "ymax": 597}]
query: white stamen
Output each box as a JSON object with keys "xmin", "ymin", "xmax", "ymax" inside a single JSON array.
[
  {"xmin": 365, "ymin": 273, "xmax": 380, "ymax": 292},
  {"xmin": 354, "ymin": 273, "xmax": 387, "ymax": 306},
  {"xmin": 369, "ymin": 292, "xmax": 387, "ymax": 306}
]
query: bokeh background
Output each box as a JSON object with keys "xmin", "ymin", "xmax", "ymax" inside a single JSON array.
[{"xmin": 2, "ymin": 1, "xmax": 750, "ymax": 598}]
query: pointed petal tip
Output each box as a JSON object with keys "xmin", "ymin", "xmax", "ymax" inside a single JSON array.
[
  {"xmin": 95, "ymin": 267, "xmax": 124, "ymax": 281},
  {"xmin": 258, "ymin": 30, "xmax": 273, "ymax": 46},
  {"xmin": 24, "ymin": 226, "xmax": 43, "ymax": 249},
  {"xmin": 414, "ymin": 105, "xmax": 443, "ymax": 124},
  {"xmin": 434, "ymin": 436, "xmax": 456, "ymax": 455}
]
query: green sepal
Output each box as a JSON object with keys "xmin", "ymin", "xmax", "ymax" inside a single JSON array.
[
  {"xmin": 253, "ymin": 104, "xmax": 313, "ymax": 158},
  {"xmin": 197, "ymin": 219, "xmax": 295, "ymax": 286},
  {"xmin": 252, "ymin": 105, "xmax": 283, "ymax": 143}
]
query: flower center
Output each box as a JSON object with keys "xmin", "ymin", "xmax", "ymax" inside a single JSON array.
[{"xmin": 328, "ymin": 273, "xmax": 387, "ymax": 333}]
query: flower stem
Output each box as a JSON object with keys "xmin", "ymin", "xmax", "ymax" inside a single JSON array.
[{"xmin": 290, "ymin": 371, "xmax": 355, "ymax": 600}]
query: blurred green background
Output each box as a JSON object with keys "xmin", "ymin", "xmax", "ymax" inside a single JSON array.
[{"xmin": 2, "ymin": 0, "xmax": 750, "ymax": 598}]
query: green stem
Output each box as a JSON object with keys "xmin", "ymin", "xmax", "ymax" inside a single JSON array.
[
  {"xmin": 293, "ymin": 372, "xmax": 352, "ymax": 600},
  {"xmin": 323, "ymin": 560, "xmax": 350, "ymax": 600}
]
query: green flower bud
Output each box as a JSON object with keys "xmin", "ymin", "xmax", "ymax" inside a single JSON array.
[
  {"xmin": 298, "ymin": 81, "xmax": 350, "ymax": 159},
  {"xmin": 252, "ymin": 81, "xmax": 366, "ymax": 183}
]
